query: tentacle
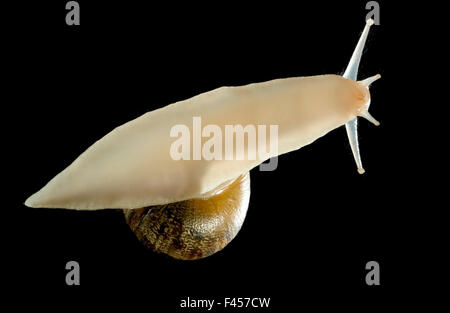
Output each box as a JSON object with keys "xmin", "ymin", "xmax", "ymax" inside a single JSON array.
[
  {"xmin": 360, "ymin": 73, "xmax": 381, "ymax": 87},
  {"xmin": 343, "ymin": 18, "xmax": 374, "ymax": 81},
  {"xmin": 345, "ymin": 119, "xmax": 365, "ymax": 174}
]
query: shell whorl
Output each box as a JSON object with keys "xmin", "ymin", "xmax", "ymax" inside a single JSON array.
[{"xmin": 124, "ymin": 172, "xmax": 250, "ymax": 260}]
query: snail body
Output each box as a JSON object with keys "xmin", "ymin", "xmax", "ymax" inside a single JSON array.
[
  {"xmin": 25, "ymin": 73, "xmax": 375, "ymax": 210},
  {"xmin": 25, "ymin": 19, "xmax": 381, "ymax": 260}
]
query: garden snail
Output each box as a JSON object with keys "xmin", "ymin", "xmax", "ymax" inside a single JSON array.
[{"xmin": 25, "ymin": 18, "xmax": 381, "ymax": 260}]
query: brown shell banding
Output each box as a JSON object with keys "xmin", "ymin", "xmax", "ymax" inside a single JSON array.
[{"xmin": 123, "ymin": 172, "xmax": 250, "ymax": 260}]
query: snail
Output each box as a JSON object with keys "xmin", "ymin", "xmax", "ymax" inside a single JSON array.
[{"xmin": 25, "ymin": 18, "xmax": 381, "ymax": 260}]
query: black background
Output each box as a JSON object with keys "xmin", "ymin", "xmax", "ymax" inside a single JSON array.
[{"xmin": 4, "ymin": 0, "xmax": 445, "ymax": 311}]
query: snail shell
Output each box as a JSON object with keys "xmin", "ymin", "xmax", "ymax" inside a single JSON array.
[{"xmin": 124, "ymin": 172, "xmax": 250, "ymax": 260}]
